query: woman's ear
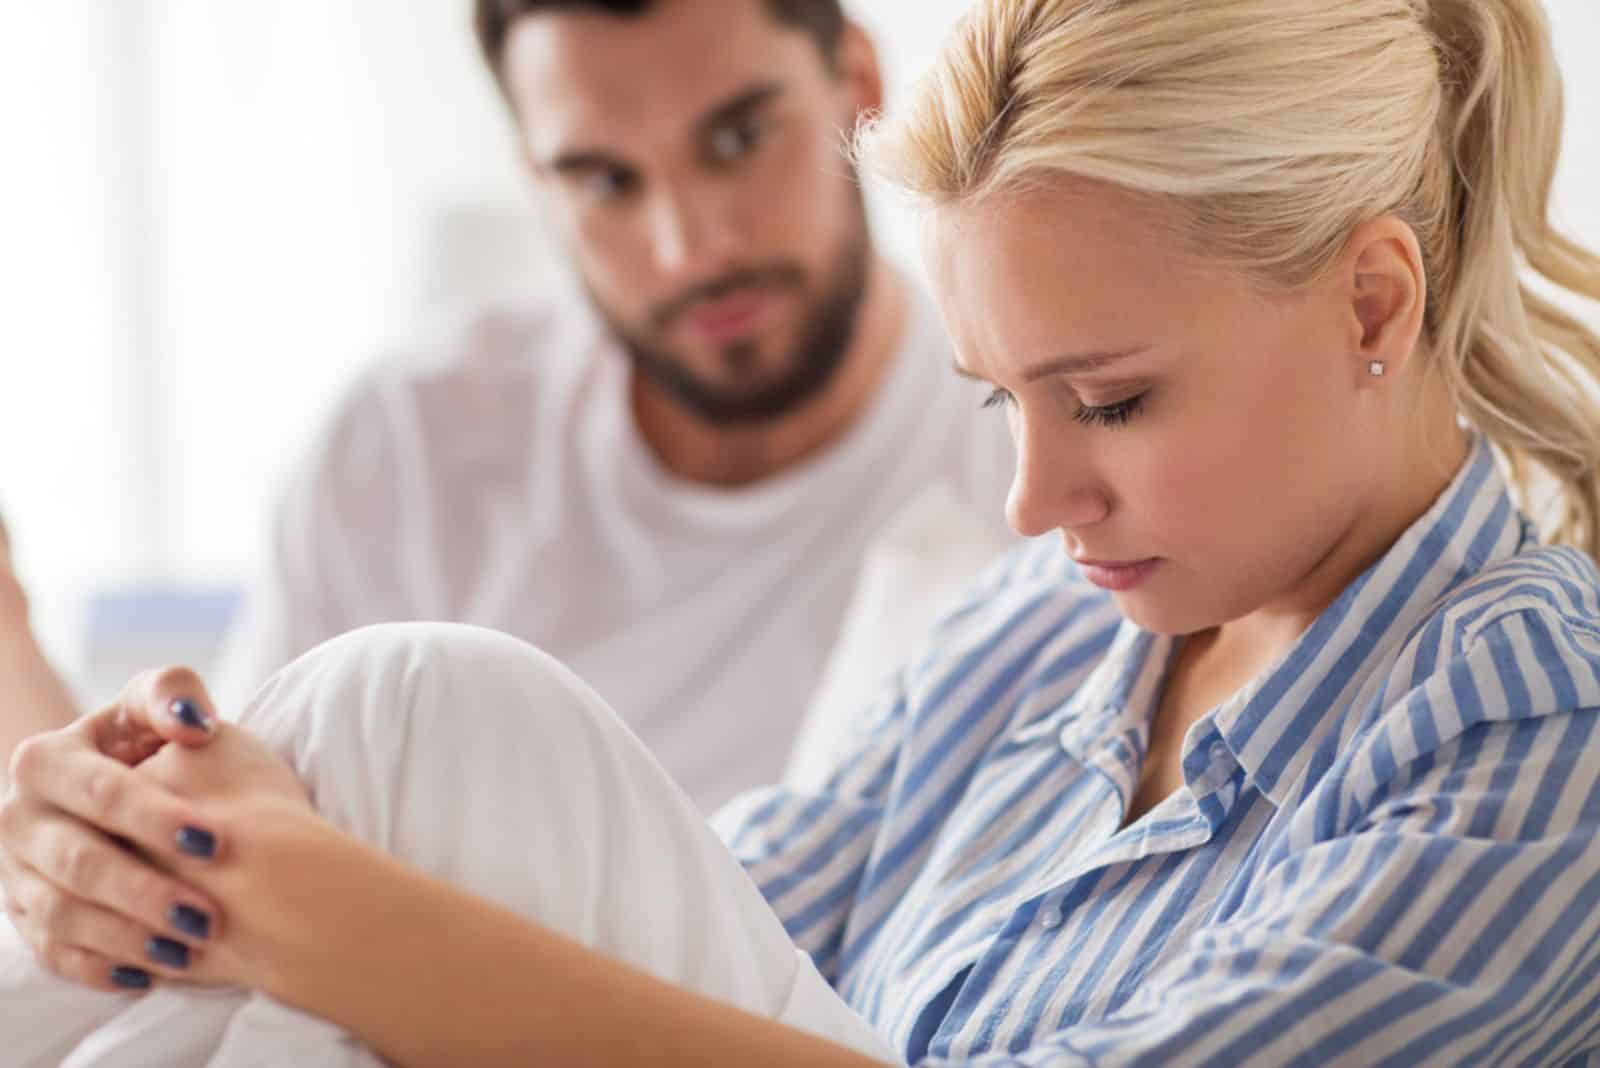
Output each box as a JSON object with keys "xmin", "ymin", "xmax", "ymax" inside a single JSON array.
[{"xmin": 1345, "ymin": 216, "xmax": 1428, "ymax": 385}]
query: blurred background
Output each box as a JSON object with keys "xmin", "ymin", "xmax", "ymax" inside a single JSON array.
[{"xmin": 2, "ymin": 0, "xmax": 1598, "ymax": 702}]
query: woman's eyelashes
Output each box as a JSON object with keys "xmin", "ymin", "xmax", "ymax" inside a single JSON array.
[
  {"xmin": 980, "ymin": 386, "xmax": 1149, "ymax": 428},
  {"xmin": 1072, "ymin": 392, "xmax": 1147, "ymax": 427},
  {"xmin": 981, "ymin": 387, "xmax": 1015, "ymax": 411}
]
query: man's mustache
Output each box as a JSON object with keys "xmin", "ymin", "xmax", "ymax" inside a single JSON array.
[{"xmin": 652, "ymin": 264, "xmax": 806, "ymax": 329}]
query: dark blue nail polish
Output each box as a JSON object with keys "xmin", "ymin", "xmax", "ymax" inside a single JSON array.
[
  {"xmin": 175, "ymin": 826, "xmax": 216, "ymax": 859},
  {"xmin": 170, "ymin": 904, "xmax": 211, "ymax": 940},
  {"xmin": 112, "ymin": 965, "xmax": 153, "ymax": 989},
  {"xmin": 147, "ymin": 936, "xmax": 190, "ymax": 969},
  {"xmin": 170, "ymin": 698, "xmax": 212, "ymax": 732}
]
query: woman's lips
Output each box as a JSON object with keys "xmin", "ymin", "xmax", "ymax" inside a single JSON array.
[{"xmin": 1076, "ymin": 557, "xmax": 1162, "ymax": 592}]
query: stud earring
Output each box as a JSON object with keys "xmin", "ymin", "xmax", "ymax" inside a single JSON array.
[{"xmin": 1368, "ymin": 360, "xmax": 1387, "ymax": 377}]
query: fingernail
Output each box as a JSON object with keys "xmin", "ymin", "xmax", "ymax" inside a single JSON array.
[
  {"xmin": 175, "ymin": 826, "xmax": 216, "ymax": 859},
  {"xmin": 170, "ymin": 904, "xmax": 211, "ymax": 940},
  {"xmin": 112, "ymin": 965, "xmax": 153, "ymax": 989},
  {"xmin": 170, "ymin": 698, "xmax": 212, "ymax": 732},
  {"xmin": 147, "ymin": 936, "xmax": 190, "ymax": 969}
]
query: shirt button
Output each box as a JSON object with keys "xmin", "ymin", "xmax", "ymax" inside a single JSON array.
[{"xmin": 1039, "ymin": 907, "xmax": 1063, "ymax": 931}]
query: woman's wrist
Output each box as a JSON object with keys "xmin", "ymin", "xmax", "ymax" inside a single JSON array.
[
  {"xmin": 0, "ymin": 568, "xmax": 31, "ymax": 632},
  {"xmin": 196, "ymin": 798, "xmax": 352, "ymax": 999}
]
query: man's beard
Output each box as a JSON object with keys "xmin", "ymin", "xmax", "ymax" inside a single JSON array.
[{"xmin": 588, "ymin": 193, "xmax": 872, "ymax": 427}]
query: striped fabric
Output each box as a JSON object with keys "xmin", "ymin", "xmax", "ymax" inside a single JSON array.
[{"xmin": 715, "ymin": 434, "xmax": 1600, "ymax": 1067}]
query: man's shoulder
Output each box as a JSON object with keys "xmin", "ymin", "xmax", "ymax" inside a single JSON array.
[
  {"xmin": 315, "ymin": 289, "xmax": 606, "ymax": 470},
  {"xmin": 364, "ymin": 290, "xmax": 601, "ymax": 416}
]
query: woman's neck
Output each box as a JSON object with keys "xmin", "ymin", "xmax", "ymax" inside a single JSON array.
[{"xmin": 1213, "ymin": 403, "xmax": 1473, "ymax": 683}]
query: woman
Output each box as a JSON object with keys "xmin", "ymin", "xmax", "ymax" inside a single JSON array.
[{"xmin": 3, "ymin": 0, "xmax": 1599, "ymax": 1063}]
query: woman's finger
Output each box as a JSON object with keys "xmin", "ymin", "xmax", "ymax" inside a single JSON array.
[
  {"xmin": 33, "ymin": 939, "xmax": 140, "ymax": 995},
  {"xmin": 8, "ymin": 732, "xmax": 224, "ymax": 866},
  {"xmin": 13, "ymin": 858, "xmax": 208, "ymax": 982},
  {"xmin": 5, "ymin": 802, "xmax": 221, "ymax": 942}
]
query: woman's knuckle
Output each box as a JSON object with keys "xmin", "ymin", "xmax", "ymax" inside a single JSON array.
[
  {"xmin": 37, "ymin": 934, "xmax": 70, "ymax": 972},
  {"xmin": 8, "ymin": 735, "xmax": 48, "ymax": 788},
  {"xmin": 129, "ymin": 871, "xmax": 171, "ymax": 922},
  {"xmin": 83, "ymin": 768, "xmax": 123, "ymax": 818},
  {"xmin": 31, "ymin": 888, "xmax": 67, "ymax": 936},
  {"xmin": 54, "ymin": 839, "xmax": 99, "ymax": 891}
]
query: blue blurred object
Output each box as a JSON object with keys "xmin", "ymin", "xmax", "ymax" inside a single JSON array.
[
  {"xmin": 81, "ymin": 587, "xmax": 243, "ymax": 705},
  {"xmin": 85, "ymin": 588, "xmax": 241, "ymax": 644}
]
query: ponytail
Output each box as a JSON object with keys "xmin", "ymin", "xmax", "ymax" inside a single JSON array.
[{"xmin": 1423, "ymin": 0, "xmax": 1600, "ymax": 558}]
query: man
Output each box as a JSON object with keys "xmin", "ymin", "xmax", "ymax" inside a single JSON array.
[
  {"xmin": 210, "ymin": 0, "xmax": 1013, "ymax": 810},
  {"xmin": 0, "ymin": 0, "xmax": 1012, "ymax": 1009}
]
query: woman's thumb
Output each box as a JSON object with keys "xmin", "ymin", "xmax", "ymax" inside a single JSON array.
[{"xmin": 93, "ymin": 666, "xmax": 222, "ymax": 759}]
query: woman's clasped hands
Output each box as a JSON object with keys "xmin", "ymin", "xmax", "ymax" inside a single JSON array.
[{"xmin": 0, "ymin": 669, "xmax": 313, "ymax": 995}]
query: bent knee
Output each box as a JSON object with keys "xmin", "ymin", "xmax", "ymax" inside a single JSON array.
[{"xmin": 236, "ymin": 622, "xmax": 620, "ymax": 782}]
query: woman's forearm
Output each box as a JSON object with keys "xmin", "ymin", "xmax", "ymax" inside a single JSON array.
[
  {"xmin": 250, "ymin": 815, "xmax": 889, "ymax": 1068},
  {"xmin": 0, "ymin": 574, "xmax": 79, "ymax": 781}
]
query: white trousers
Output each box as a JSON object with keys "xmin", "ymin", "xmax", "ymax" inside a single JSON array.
[{"xmin": 1, "ymin": 623, "xmax": 896, "ymax": 1066}]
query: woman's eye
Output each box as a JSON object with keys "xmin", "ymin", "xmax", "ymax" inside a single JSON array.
[
  {"xmin": 1073, "ymin": 392, "xmax": 1148, "ymax": 428},
  {"xmin": 981, "ymin": 387, "xmax": 1015, "ymax": 411},
  {"xmin": 710, "ymin": 118, "xmax": 768, "ymax": 164}
]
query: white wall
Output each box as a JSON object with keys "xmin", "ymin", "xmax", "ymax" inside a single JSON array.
[
  {"xmin": 147, "ymin": 0, "xmax": 544, "ymax": 584},
  {"xmin": 1545, "ymin": 1, "xmax": 1600, "ymax": 326},
  {"xmin": 2, "ymin": 0, "xmax": 1598, "ymax": 677},
  {"xmin": 0, "ymin": 3, "xmax": 150, "ymax": 665}
]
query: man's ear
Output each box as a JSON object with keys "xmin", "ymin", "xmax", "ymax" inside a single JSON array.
[
  {"xmin": 1344, "ymin": 216, "xmax": 1428, "ymax": 386},
  {"xmin": 834, "ymin": 21, "xmax": 885, "ymax": 125}
]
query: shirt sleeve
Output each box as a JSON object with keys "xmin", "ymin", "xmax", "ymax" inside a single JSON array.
[
  {"xmin": 713, "ymin": 667, "xmax": 912, "ymax": 985},
  {"xmin": 919, "ymin": 608, "xmax": 1600, "ymax": 1067}
]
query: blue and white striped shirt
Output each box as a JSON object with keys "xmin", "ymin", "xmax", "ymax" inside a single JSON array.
[{"xmin": 716, "ymin": 434, "xmax": 1600, "ymax": 1066}]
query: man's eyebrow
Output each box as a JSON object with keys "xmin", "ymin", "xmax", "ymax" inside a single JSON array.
[
  {"xmin": 696, "ymin": 82, "xmax": 785, "ymax": 138},
  {"xmin": 953, "ymin": 348, "xmax": 1150, "ymax": 383},
  {"xmin": 546, "ymin": 149, "xmax": 631, "ymax": 177}
]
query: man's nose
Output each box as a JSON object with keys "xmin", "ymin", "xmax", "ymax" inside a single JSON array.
[{"xmin": 648, "ymin": 186, "xmax": 742, "ymax": 281}]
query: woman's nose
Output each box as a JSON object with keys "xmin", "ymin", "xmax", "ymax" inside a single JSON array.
[{"xmin": 1005, "ymin": 417, "xmax": 1111, "ymax": 538}]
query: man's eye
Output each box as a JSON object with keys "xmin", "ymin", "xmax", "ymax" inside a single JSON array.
[
  {"xmin": 580, "ymin": 169, "xmax": 636, "ymax": 200},
  {"xmin": 709, "ymin": 118, "xmax": 768, "ymax": 164}
]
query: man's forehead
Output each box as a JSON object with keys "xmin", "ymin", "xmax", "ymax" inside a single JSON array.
[{"xmin": 503, "ymin": 1, "xmax": 816, "ymax": 159}]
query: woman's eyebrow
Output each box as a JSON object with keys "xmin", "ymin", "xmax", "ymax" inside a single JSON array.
[
  {"xmin": 951, "ymin": 347, "xmax": 1151, "ymax": 383},
  {"xmin": 1020, "ymin": 347, "xmax": 1150, "ymax": 381}
]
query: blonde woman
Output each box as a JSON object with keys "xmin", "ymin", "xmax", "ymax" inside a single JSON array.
[{"xmin": 3, "ymin": 0, "xmax": 1600, "ymax": 1064}]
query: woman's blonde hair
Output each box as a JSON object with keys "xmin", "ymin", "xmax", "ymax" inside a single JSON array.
[{"xmin": 864, "ymin": 0, "xmax": 1600, "ymax": 559}]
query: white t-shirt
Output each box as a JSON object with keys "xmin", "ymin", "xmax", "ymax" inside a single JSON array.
[{"xmin": 217, "ymin": 279, "xmax": 1016, "ymax": 810}]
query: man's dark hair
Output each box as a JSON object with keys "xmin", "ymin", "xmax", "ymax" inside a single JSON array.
[{"xmin": 474, "ymin": 1, "xmax": 847, "ymax": 83}]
